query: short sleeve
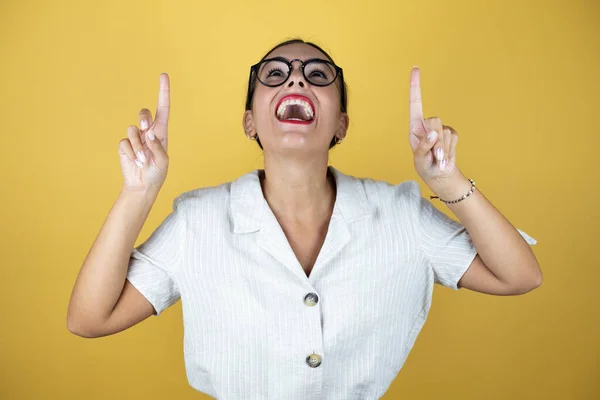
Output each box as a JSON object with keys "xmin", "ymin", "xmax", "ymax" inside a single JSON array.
[
  {"xmin": 126, "ymin": 197, "xmax": 185, "ymax": 315},
  {"xmin": 410, "ymin": 182, "xmax": 537, "ymax": 290}
]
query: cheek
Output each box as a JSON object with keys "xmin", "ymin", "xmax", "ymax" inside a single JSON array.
[
  {"xmin": 252, "ymin": 97, "xmax": 274, "ymax": 127},
  {"xmin": 317, "ymin": 86, "xmax": 341, "ymax": 115},
  {"xmin": 317, "ymin": 95, "xmax": 341, "ymax": 122}
]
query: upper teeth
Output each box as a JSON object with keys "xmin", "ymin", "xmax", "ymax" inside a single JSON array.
[{"xmin": 276, "ymin": 99, "xmax": 314, "ymax": 120}]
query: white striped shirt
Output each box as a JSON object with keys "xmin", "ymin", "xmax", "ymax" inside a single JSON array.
[{"xmin": 126, "ymin": 166, "xmax": 536, "ymax": 399}]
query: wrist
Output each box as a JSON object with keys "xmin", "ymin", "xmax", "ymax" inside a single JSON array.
[
  {"xmin": 426, "ymin": 173, "xmax": 472, "ymax": 202},
  {"xmin": 115, "ymin": 186, "xmax": 160, "ymax": 230},
  {"xmin": 120, "ymin": 185, "xmax": 161, "ymax": 204}
]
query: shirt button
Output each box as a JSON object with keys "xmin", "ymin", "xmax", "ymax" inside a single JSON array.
[
  {"xmin": 306, "ymin": 353, "xmax": 322, "ymax": 368},
  {"xmin": 303, "ymin": 293, "xmax": 319, "ymax": 307}
]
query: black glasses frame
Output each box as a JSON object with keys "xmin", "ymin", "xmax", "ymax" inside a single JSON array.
[{"xmin": 249, "ymin": 56, "xmax": 344, "ymax": 88}]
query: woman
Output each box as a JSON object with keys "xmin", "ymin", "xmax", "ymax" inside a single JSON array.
[{"xmin": 67, "ymin": 39, "xmax": 541, "ymax": 399}]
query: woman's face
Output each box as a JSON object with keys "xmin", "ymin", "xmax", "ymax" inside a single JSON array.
[{"xmin": 243, "ymin": 43, "xmax": 348, "ymax": 154}]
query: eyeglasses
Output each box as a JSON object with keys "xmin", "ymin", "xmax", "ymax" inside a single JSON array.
[{"xmin": 249, "ymin": 57, "xmax": 343, "ymax": 87}]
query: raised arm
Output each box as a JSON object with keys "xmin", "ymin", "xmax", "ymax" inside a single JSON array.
[
  {"xmin": 408, "ymin": 67, "xmax": 542, "ymax": 295},
  {"xmin": 67, "ymin": 73, "xmax": 172, "ymax": 337}
]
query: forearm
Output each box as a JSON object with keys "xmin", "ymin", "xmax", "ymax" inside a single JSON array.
[
  {"xmin": 428, "ymin": 173, "xmax": 542, "ymax": 287},
  {"xmin": 68, "ymin": 186, "xmax": 160, "ymax": 325}
]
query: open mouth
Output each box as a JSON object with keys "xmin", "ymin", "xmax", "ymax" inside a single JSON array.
[{"xmin": 275, "ymin": 95, "xmax": 315, "ymax": 124}]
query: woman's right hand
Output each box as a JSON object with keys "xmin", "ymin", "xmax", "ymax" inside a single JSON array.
[{"xmin": 119, "ymin": 73, "xmax": 171, "ymax": 191}]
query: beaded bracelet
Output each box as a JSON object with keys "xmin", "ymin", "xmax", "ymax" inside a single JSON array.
[{"xmin": 429, "ymin": 178, "xmax": 476, "ymax": 204}]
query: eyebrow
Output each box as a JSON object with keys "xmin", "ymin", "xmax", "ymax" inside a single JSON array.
[{"xmin": 267, "ymin": 56, "xmax": 327, "ymax": 62}]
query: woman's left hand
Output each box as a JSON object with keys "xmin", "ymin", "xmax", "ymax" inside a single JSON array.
[{"xmin": 408, "ymin": 66, "xmax": 465, "ymax": 195}]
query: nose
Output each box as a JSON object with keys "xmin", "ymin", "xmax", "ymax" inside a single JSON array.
[
  {"xmin": 287, "ymin": 60, "xmax": 306, "ymax": 88},
  {"xmin": 287, "ymin": 80, "xmax": 305, "ymax": 88}
]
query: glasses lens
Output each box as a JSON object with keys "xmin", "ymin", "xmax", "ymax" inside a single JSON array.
[
  {"xmin": 304, "ymin": 60, "xmax": 337, "ymax": 86},
  {"xmin": 257, "ymin": 60, "xmax": 290, "ymax": 86}
]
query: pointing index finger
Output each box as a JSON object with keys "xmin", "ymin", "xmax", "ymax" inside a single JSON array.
[
  {"xmin": 155, "ymin": 73, "xmax": 170, "ymax": 130},
  {"xmin": 409, "ymin": 66, "xmax": 426, "ymax": 133}
]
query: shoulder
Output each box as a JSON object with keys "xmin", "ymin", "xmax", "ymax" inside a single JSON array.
[
  {"xmin": 331, "ymin": 167, "xmax": 428, "ymax": 224},
  {"xmin": 174, "ymin": 181, "xmax": 232, "ymax": 207},
  {"xmin": 339, "ymin": 170, "xmax": 424, "ymax": 206},
  {"xmin": 169, "ymin": 179, "xmax": 237, "ymax": 221},
  {"xmin": 364, "ymin": 177, "xmax": 422, "ymax": 199},
  {"xmin": 169, "ymin": 170, "xmax": 259, "ymax": 217}
]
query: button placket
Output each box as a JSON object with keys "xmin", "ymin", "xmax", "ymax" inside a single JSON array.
[{"xmin": 303, "ymin": 292, "xmax": 323, "ymax": 368}]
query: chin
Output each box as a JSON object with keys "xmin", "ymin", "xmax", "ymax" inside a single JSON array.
[
  {"xmin": 278, "ymin": 133, "xmax": 312, "ymax": 147},
  {"xmin": 264, "ymin": 133, "xmax": 327, "ymax": 152}
]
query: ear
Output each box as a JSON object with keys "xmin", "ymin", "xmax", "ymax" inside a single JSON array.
[
  {"xmin": 243, "ymin": 110, "xmax": 256, "ymax": 138},
  {"xmin": 336, "ymin": 113, "xmax": 349, "ymax": 141}
]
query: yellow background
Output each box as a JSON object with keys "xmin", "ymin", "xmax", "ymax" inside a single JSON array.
[{"xmin": 1, "ymin": 0, "xmax": 598, "ymax": 398}]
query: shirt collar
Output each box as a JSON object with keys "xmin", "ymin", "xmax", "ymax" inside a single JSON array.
[{"xmin": 230, "ymin": 166, "xmax": 372, "ymax": 234}]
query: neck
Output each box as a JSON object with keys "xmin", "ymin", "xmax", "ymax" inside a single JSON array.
[{"xmin": 260, "ymin": 154, "xmax": 335, "ymax": 224}]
